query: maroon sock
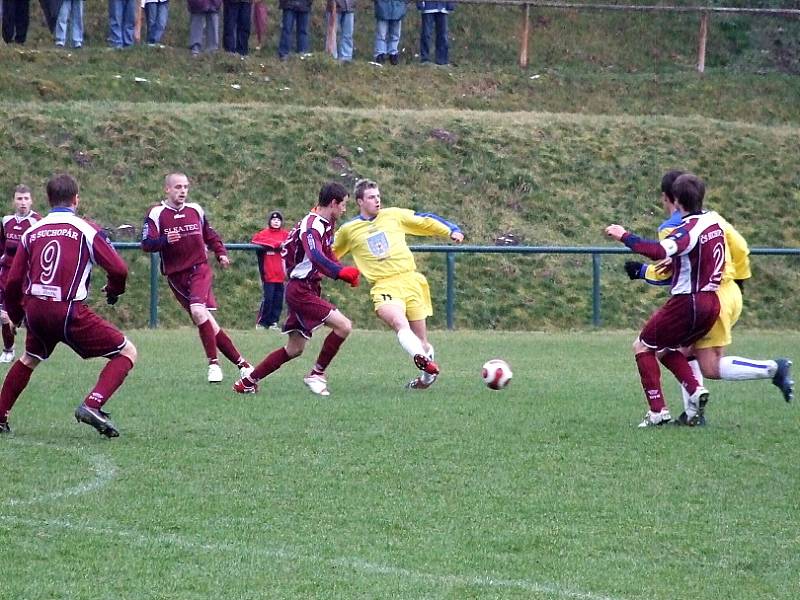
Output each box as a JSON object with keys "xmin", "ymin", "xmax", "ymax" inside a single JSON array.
[
  {"xmin": 215, "ymin": 329, "xmax": 243, "ymax": 365},
  {"xmin": 313, "ymin": 332, "xmax": 346, "ymax": 373},
  {"xmin": 84, "ymin": 355, "xmax": 134, "ymax": 409},
  {"xmin": 659, "ymin": 350, "xmax": 699, "ymax": 396},
  {"xmin": 249, "ymin": 347, "xmax": 292, "ymax": 382},
  {"xmin": 635, "ymin": 352, "xmax": 666, "ymax": 412},
  {"xmin": 1, "ymin": 323, "xmax": 14, "ymax": 351},
  {"xmin": 0, "ymin": 361, "xmax": 33, "ymax": 421},
  {"xmin": 198, "ymin": 320, "xmax": 218, "ymax": 361}
]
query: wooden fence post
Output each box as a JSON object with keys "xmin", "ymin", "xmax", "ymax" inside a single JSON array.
[
  {"xmin": 519, "ymin": 4, "xmax": 531, "ymax": 68},
  {"xmin": 697, "ymin": 11, "xmax": 709, "ymax": 73},
  {"xmin": 326, "ymin": 2, "xmax": 338, "ymax": 57}
]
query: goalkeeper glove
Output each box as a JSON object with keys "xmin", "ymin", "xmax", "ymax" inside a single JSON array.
[
  {"xmin": 734, "ymin": 279, "xmax": 745, "ymax": 294},
  {"xmin": 338, "ymin": 266, "xmax": 360, "ymax": 287},
  {"xmin": 624, "ymin": 261, "xmax": 644, "ymax": 280}
]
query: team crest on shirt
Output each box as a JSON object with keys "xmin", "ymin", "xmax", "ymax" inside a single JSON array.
[{"xmin": 366, "ymin": 232, "xmax": 390, "ymax": 258}]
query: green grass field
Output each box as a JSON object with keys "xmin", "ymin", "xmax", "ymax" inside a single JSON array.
[{"xmin": 2, "ymin": 329, "xmax": 797, "ymax": 599}]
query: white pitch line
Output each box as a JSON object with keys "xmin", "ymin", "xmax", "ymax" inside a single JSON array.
[
  {"xmin": 0, "ymin": 514, "xmax": 628, "ymax": 600},
  {"xmin": 4, "ymin": 441, "xmax": 116, "ymax": 507}
]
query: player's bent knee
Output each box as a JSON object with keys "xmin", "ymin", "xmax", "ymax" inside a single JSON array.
[
  {"xmin": 336, "ymin": 318, "xmax": 353, "ymax": 338},
  {"xmin": 632, "ymin": 339, "xmax": 648, "ymax": 354},
  {"xmin": 0, "ymin": 311, "xmax": 9, "ymax": 325},
  {"xmin": 121, "ymin": 342, "xmax": 138, "ymax": 365}
]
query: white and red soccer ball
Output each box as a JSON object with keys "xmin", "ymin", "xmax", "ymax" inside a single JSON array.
[{"xmin": 481, "ymin": 359, "xmax": 512, "ymax": 390}]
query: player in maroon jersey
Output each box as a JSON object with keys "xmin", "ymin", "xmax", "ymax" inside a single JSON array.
[
  {"xmin": 0, "ymin": 185, "xmax": 41, "ymax": 364},
  {"xmin": 605, "ymin": 173, "xmax": 724, "ymax": 427},
  {"xmin": 142, "ymin": 173, "xmax": 252, "ymax": 384},
  {"xmin": 232, "ymin": 182, "xmax": 360, "ymax": 397},
  {"xmin": 0, "ymin": 174, "xmax": 137, "ymax": 437}
]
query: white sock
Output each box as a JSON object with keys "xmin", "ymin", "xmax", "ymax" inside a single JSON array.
[
  {"xmin": 397, "ymin": 328, "xmax": 425, "ymax": 358},
  {"xmin": 719, "ymin": 356, "xmax": 776, "ymax": 381},
  {"xmin": 682, "ymin": 359, "xmax": 704, "ymax": 412}
]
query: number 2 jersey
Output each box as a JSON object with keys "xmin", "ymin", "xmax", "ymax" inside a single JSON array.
[
  {"xmin": 4, "ymin": 207, "xmax": 127, "ymax": 323},
  {"xmin": 623, "ymin": 210, "xmax": 727, "ymax": 295}
]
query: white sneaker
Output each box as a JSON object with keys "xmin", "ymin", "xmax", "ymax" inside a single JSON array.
[
  {"xmin": 207, "ymin": 363, "xmax": 223, "ymax": 383},
  {"xmin": 686, "ymin": 386, "xmax": 710, "ymax": 422},
  {"xmin": 0, "ymin": 349, "xmax": 14, "ymax": 364},
  {"xmin": 638, "ymin": 408, "xmax": 672, "ymax": 428},
  {"xmin": 239, "ymin": 363, "xmax": 254, "ymax": 380},
  {"xmin": 303, "ymin": 373, "xmax": 330, "ymax": 396}
]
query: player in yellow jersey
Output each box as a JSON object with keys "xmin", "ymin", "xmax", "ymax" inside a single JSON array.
[
  {"xmin": 625, "ymin": 171, "xmax": 794, "ymax": 425},
  {"xmin": 333, "ymin": 179, "xmax": 464, "ymax": 389}
]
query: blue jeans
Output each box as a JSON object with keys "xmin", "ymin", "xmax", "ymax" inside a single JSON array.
[
  {"xmin": 107, "ymin": 0, "xmax": 135, "ymax": 47},
  {"xmin": 374, "ymin": 18, "xmax": 401, "ymax": 58},
  {"xmin": 420, "ymin": 11, "xmax": 448, "ymax": 65},
  {"xmin": 278, "ymin": 9, "xmax": 309, "ymax": 57},
  {"xmin": 55, "ymin": 0, "xmax": 84, "ymax": 47},
  {"xmin": 326, "ymin": 10, "xmax": 353, "ymax": 61},
  {"xmin": 257, "ymin": 282, "xmax": 285, "ymax": 327},
  {"xmin": 144, "ymin": 1, "xmax": 169, "ymax": 44}
]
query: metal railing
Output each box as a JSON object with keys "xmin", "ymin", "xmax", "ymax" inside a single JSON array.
[{"xmin": 113, "ymin": 243, "xmax": 800, "ymax": 329}]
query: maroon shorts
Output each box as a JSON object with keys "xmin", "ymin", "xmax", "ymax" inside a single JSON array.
[
  {"xmin": 24, "ymin": 297, "xmax": 127, "ymax": 360},
  {"xmin": 167, "ymin": 262, "xmax": 217, "ymax": 313},
  {"xmin": 283, "ymin": 278, "xmax": 336, "ymax": 339},
  {"xmin": 639, "ymin": 292, "xmax": 720, "ymax": 351}
]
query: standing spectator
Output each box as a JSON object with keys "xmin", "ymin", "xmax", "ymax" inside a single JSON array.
[
  {"xmin": 0, "ymin": 174, "xmax": 137, "ymax": 438},
  {"xmin": 277, "ymin": 0, "xmax": 311, "ymax": 60},
  {"xmin": 55, "ymin": 0, "xmax": 84, "ymax": 48},
  {"xmin": 223, "ymin": 0, "xmax": 251, "ymax": 55},
  {"xmin": 2, "ymin": 0, "xmax": 30, "ymax": 44},
  {"xmin": 0, "ymin": 185, "xmax": 40, "ymax": 364},
  {"xmin": 251, "ymin": 0, "xmax": 266, "ymax": 50},
  {"xmin": 233, "ymin": 182, "xmax": 360, "ymax": 397},
  {"xmin": 141, "ymin": 173, "xmax": 252, "ymax": 383},
  {"xmin": 252, "ymin": 210, "xmax": 288, "ymax": 330},
  {"xmin": 143, "ymin": 0, "xmax": 169, "ymax": 45},
  {"xmin": 108, "ymin": 0, "xmax": 136, "ymax": 47},
  {"xmin": 188, "ymin": 0, "xmax": 221, "ymax": 55},
  {"xmin": 38, "ymin": 0, "xmax": 59, "ymax": 34},
  {"xmin": 325, "ymin": 0, "xmax": 354, "ymax": 63},
  {"xmin": 373, "ymin": 0, "xmax": 405, "ymax": 64},
  {"xmin": 416, "ymin": 0, "xmax": 453, "ymax": 65}
]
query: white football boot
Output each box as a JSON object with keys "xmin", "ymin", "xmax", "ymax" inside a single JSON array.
[
  {"xmin": 638, "ymin": 408, "xmax": 672, "ymax": 428},
  {"xmin": 303, "ymin": 373, "xmax": 330, "ymax": 396},
  {"xmin": 207, "ymin": 363, "xmax": 224, "ymax": 383}
]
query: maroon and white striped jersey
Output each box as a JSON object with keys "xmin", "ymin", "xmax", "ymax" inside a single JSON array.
[
  {"xmin": 141, "ymin": 202, "xmax": 227, "ymax": 275},
  {"xmin": 0, "ymin": 212, "xmax": 41, "ymax": 270},
  {"xmin": 5, "ymin": 208, "xmax": 127, "ymax": 320},
  {"xmin": 282, "ymin": 212, "xmax": 343, "ymax": 283},
  {"xmin": 625, "ymin": 211, "xmax": 726, "ymax": 295}
]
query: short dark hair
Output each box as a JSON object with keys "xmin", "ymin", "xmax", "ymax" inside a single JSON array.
[
  {"xmin": 354, "ymin": 179, "xmax": 378, "ymax": 201},
  {"xmin": 672, "ymin": 173, "xmax": 705, "ymax": 213},
  {"xmin": 318, "ymin": 182, "xmax": 349, "ymax": 207},
  {"xmin": 14, "ymin": 184, "xmax": 31, "ymax": 196},
  {"xmin": 46, "ymin": 173, "xmax": 79, "ymax": 207},
  {"xmin": 660, "ymin": 170, "xmax": 685, "ymax": 203}
]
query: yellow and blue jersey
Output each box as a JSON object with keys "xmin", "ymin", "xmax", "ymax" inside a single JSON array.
[{"xmin": 332, "ymin": 207, "xmax": 460, "ymax": 285}]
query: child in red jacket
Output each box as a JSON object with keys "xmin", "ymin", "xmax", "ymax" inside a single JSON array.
[{"xmin": 252, "ymin": 211, "xmax": 289, "ymax": 329}]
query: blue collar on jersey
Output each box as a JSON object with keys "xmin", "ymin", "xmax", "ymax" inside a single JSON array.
[{"xmin": 50, "ymin": 207, "xmax": 76, "ymax": 214}]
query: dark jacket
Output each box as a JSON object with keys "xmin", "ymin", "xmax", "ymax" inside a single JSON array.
[
  {"xmin": 374, "ymin": 0, "xmax": 406, "ymax": 20},
  {"xmin": 279, "ymin": 0, "xmax": 313, "ymax": 11},
  {"xmin": 187, "ymin": 0, "xmax": 223, "ymax": 13},
  {"xmin": 416, "ymin": 0, "xmax": 454, "ymax": 11},
  {"xmin": 327, "ymin": 0, "xmax": 355, "ymax": 12}
]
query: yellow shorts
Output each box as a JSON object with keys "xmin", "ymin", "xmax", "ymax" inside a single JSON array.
[
  {"xmin": 370, "ymin": 271, "xmax": 433, "ymax": 322},
  {"xmin": 694, "ymin": 279, "xmax": 742, "ymax": 349}
]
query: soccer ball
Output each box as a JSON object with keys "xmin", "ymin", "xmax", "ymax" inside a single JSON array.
[{"xmin": 481, "ymin": 359, "xmax": 512, "ymax": 390}]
